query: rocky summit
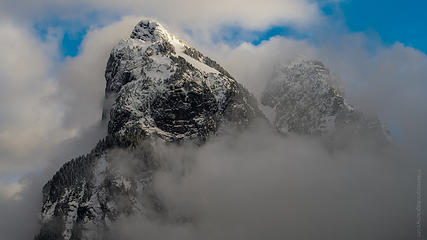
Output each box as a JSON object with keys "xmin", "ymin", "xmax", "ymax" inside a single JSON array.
[
  {"xmin": 35, "ymin": 19, "xmax": 263, "ymax": 240},
  {"xmin": 35, "ymin": 20, "xmax": 389, "ymax": 240},
  {"xmin": 261, "ymin": 57, "xmax": 389, "ymax": 142}
]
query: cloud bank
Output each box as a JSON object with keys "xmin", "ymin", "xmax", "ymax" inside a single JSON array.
[
  {"xmin": 0, "ymin": 0, "xmax": 321, "ymax": 31},
  {"xmin": 0, "ymin": 21, "xmax": 65, "ymax": 173},
  {"xmin": 106, "ymin": 123, "xmax": 416, "ymax": 240}
]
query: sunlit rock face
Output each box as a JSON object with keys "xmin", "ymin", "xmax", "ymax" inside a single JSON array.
[{"xmin": 35, "ymin": 19, "xmax": 263, "ymax": 240}]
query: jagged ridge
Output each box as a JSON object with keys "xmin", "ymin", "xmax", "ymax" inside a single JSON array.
[{"xmin": 261, "ymin": 57, "xmax": 389, "ymax": 141}]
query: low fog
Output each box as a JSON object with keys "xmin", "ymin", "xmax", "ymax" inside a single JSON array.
[
  {"xmin": 0, "ymin": 121, "xmax": 108, "ymax": 240},
  {"xmin": 106, "ymin": 122, "xmax": 419, "ymax": 240}
]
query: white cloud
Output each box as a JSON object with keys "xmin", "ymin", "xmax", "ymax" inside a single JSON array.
[
  {"xmin": 194, "ymin": 33, "xmax": 427, "ymax": 156},
  {"xmin": 313, "ymin": 39, "xmax": 427, "ymax": 155},
  {"xmin": 203, "ymin": 37, "xmax": 317, "ymax": 98},
  {"xmin": 0, "ymin": 0, "xmax": 322, "ymax": 31},
  {"xmin": 97, "ymin": 0, "xmax": 321, "ymax": 29},
  {"xmin": 0, "ymin": 19, "xmax": 138, "ymax": 240},
  {"xmin": 1, "ymin": 13, "xmax": 426, "ymax": 195},
  {"xmin": 56, "ymin": 16, "xmax": 139, "ymax": 130},
  {"xmin": 0, "ymin": 181, "xmax": 24, "ymax": 200},
  {"xmin": 108, "ymin": 125, "xmax": 415, "ymax": 240},
  {"xmin": 0, "ymin": 21, "xmax": 70, "ymax": 173},
  {"xmin": 0, "ymin": 8, "xmax": 425, "ymax": 239},
  {"xmin": 0, "ymin": 16, "xmax": 138, "ymax": 176}
]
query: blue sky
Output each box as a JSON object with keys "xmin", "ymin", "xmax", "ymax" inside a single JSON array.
[
  {"xmin": 34, "ymin": 19, "xmax": 89, "ymax": 57},
  {"xmin": 34, "ymin": 0, "xmax": 426, "ymax": 58},
  {"xmin": 327, "ymin": 0, "xmax": 426, "ymax": 53}
]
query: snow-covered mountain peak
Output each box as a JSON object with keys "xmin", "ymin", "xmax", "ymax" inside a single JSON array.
[
  {"xmin": 275, "ymin": 56, "xmax": 343, "ymax": 94},
  {"xmin": 104, "ymin": 20, "xmax": 258, "ymax": 144},
  {"xmin": 35, "ymin": 20, "xmax": 390, "ymax": 240},
  {"xmin": 262, "ymin": 58, "xmax": 388, "ymax": 140},
  {"xmin": 283, "ymin": 58, "xmax": 331, "ymax": 84},
  {"xmin": 130, "ymin": 19, "xmax": 175, "ymax": 43},
  {"xmin": 286, "ymin": 54, "xmax": 316, "ymax": 67},
  {"xmin": 264, "ymin": 57, "xmax": 335, "ymax": 109},
  {"xmin": 36, "ymin": 21, "xmax": 264, "ymax": 239}
]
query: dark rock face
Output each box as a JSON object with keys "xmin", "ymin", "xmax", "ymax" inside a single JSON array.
[
  {"xmin": 35, "ymin": 19, "xmax": 263, "ymax": 240},
  {"xmin": 150, "ymin": 79, "xmax": 219, "ymax": 136}
]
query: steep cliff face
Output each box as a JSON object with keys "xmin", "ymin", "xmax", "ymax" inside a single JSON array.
[
  {"xmin": 261, "ymin": 58, "xmax": 389, "ymax": 141},
  {"xmin": 104, "ymin": 20, "xmax": 261, "ymax": 144},
  {"xmin": 35, "ymin": 19, "xmax": 263, "ymax": 240}
]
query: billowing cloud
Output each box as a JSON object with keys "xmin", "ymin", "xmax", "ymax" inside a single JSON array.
[
  {"xmin": 203, "ymin": 33, "xmax": 427, "ymax": 158},
  {"xmin": 0, "ymin": 16, "xmax": 137, "ymax": 178},
  {"xmin": 96, "ymin": 0, "xmax": 321, "ymax": 29},
  {"xmin": 203, "ymin": 37, "xmax": 317, "ymax": 98},
  {"xmin": 315, "ymin": 39, "xmax": 427, "ymax": 157},
  {"xmin": 56, "ymin": 16, "xmax": 139, "ymax": 131},
  {"xmin": 0, "ymin": 4, "xmax": 426, "ymax": 239},
  {"xmin": 107, "ymin": 124, "xmax": 416, "ymax": 240},
  {"xmin": 0, "ymin": 21, "xmax": 68, "ymax": 174},
  {"xmin": 0, "ymin": 17, "xmax": 138, "ymax": 240},
  {"xmin": 0, "ymin": 181, "xmax": 24, "ymax": 199},
  {"xmin": 0, "ymin": 0, "xmax": 321, "ymax": 31}
]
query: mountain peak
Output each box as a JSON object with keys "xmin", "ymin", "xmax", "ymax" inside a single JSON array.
[
  {"xmin": 130, "ymin": 19, "xmax": 173, "ymax": 43},
  {"xmin": 35, "ymin": 20, "xmax": 389, "ymax": 240},
  {"xmin": 262, "ymin": 58, "xmax": 388, "ymax": 140},
  {"xmin": 36, "ymin": 20, "xmax": 263, "ymax": 240},
  {"xmin": 104, "ymin": 20, "xmax": 259, "ymax": 144}
]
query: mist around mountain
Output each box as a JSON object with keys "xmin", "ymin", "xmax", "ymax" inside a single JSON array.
[
  {"xmin": 0, "ymin": 14, "xmax": 425, "ymax": 240},
  {"xmin": 28, "ymin": 19, "xmax": 421, "ymax": 240}
]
